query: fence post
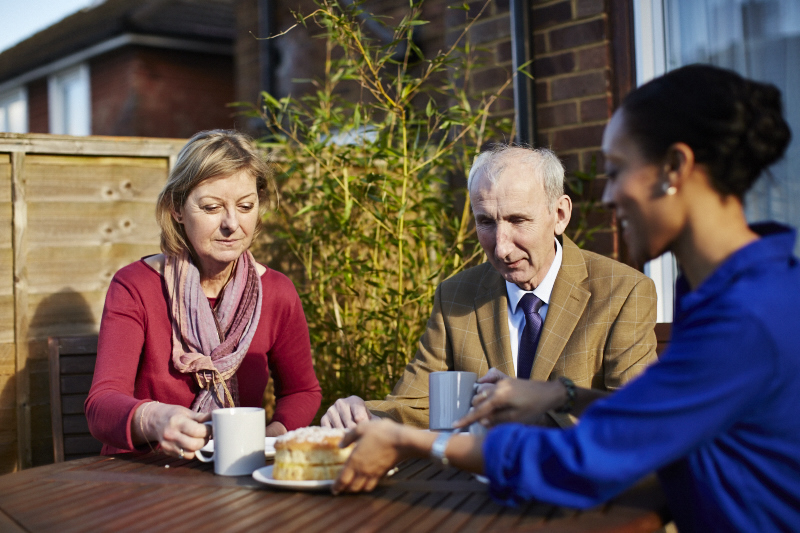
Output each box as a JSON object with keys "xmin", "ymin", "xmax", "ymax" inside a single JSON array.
[{"xmin": 11, "ymin": 150, "xmax": 31, "ymax": 470}]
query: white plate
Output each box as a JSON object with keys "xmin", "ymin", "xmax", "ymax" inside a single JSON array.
[
  {"xmin": 199, "ymin": 437, "xmax": 277, "ymax": 459},
  {"xmin": 252, "ymin": 465, "xmax": 334, "ymax": 491}
]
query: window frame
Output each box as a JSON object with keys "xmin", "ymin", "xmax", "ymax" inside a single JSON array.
[
  {"xmin": 48, "ymin": 63, "xmax": 91, "ymax": 136},
  {"xmin": 0, "ymin": 86, "xmax": 29, "ymax": 133},
  {"xmin": 632, "ymin": 0, "xmax": 677, "ymax": 323}
]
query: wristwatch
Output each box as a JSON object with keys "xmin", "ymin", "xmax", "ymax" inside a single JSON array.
[
  {"xmin": 430, "ymin": 431, "xmax": 455, "ymax": 467},
  {"xmin": 555, "ymin": 376, "xmax": 576, "ymax": 414}
]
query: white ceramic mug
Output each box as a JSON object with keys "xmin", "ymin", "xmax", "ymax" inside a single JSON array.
[
  {"xmin": 195, "ymin": 407, "xmax": 266, "ymax": 476},
  {"xmin": 429, "ymin": 371, "xmax": 478, "ymax": 430}
]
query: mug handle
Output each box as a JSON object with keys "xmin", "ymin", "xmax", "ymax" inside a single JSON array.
[{"xmin": 195, "ymin": 421, "xmax": 214, "ymax": 463}]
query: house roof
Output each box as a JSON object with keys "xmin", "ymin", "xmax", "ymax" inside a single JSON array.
[{"xmin": 0, "ymin": 0, "xmax": 235, "ymax": 83}]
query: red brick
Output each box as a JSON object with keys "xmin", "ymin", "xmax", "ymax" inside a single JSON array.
[
  {"xmin": 532, "ymin": 1, "xmax": 572, "ymax": 30},
  {"xmin": 91, "ymin": 46, "xmax": 235, "ymax": 137},
  {"xmin": 589, "ymin": 174, "xmax": 611, "ymax": 197},
  {"xmin": 472, "ymin": 47, "xmax": 497, "ymax": 68},
  {"xmin": 497, "ymin": 40, "xmax": 513, "ymax": 62},
  {"xmin": 468, "ymin": 17, "xmax": 511, "ymax": 45},
  {"xmin": 537, "ymin": 102, "xmax": 578, "ymax": 128},
  {"xmin": 533, "ymin": 51, "xmax": 575, "ymax": 77},
  {"xmin": 576, "ymin": 228, "xmax": 615, "ymax": 257},
  {"xmin": 580, "ymin": 150, "xmax": 606, "ymax": 175},
  {"xmin": 535, "ymin": 80, "xmax": 549, "ymax": 103},
  {"xmin": 445, "ymin": 27, "xmax": 460, "ymax": 49},
  {"xmin": 534, "ymin": 33, "xmax": 547, "ymax": 54},
  {"xmin": 550, "ymin": 71, "xmax": 607, "ymax": 100},
  {"xmin": 577, "ymin": 45, "xmax": 607, "ymax": 71},
  {"xmin": 536, "ymin": 132, "xmax": 550, "ymax": 147},
  {"xmin": 445, "ymin": 4, "xmax": 473, "ymax": 28},
  {"xmin": 549, "ymin": 19, "xmax": 606, "ymax": 51},
  {"xmin": 466, "ymin": 0, "xmax": 485, "ymax": 17},
  {"xmin": 584, "ymin": 208, "xmax": 614, "ymax": 229},
  {"xmin": 580, "ymin": 96, "xmax": 611, "ymax": 121},
  {"xmin": 494, "ymin": 92, "xmax": 516, "ymax": 112},
  {"xmin": 576, "ymin": 0, "xmax": 605, "ymax": 18},
  {"xmin": 559, "ymin": 151, "xmax": 580, "ymax": 174},
  {"xmin": 552, "ymin": 124, "xmax": 605, "ymax": 151},
  {"xmin": 472, "ymin": 66, "xmax": 512, "ymax": 92},
  {"xmin": 27, "ymin": 78, "xmax": 48, "ymax": 133}
]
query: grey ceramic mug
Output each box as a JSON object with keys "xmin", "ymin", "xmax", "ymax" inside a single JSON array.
[{"xmin": 429, "ymin": 371, "xmax": 478, "ymax": 430}]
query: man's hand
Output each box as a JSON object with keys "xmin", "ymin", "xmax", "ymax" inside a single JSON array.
[
  {"xmin": 320, "ymin": 396, "xmax": 378, "ymax": 429},
  {"xmin": 455, "ymin": 376, "xmax": 566, "ymax": 429}
]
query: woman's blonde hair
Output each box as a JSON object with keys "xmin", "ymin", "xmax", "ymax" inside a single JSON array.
[{"xmin": 156, "ymin": 130, "xmax": 272, "ymax": 256}]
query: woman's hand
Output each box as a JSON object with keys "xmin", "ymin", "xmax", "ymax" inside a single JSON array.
[
  {"xmin": 134, "ymin": 402, "xmax": 211, "ymax": 459},
  {"xmin": 333, "ymin": 419, "xmax": 418, "ymax": 494},
  {"xmin": 455, "ymin": 373, "xmax": 566, "ymax": 429},
  {"xmin": 265, "ymin": 420, "xmax": 287, "ymax": 437}
]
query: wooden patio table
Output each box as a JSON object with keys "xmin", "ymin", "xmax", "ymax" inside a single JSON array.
[{"xmin": 0, "ymin": 452, "xmax": 669, "ymax": 532}]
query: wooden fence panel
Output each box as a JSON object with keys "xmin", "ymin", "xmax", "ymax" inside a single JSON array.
[
  {"xmin": 0, "ymin": 153, "xmax": 14, "ymax": 474},
  {"xmin": 0, "ymin": 133, "xmax": 186, "ymax": 473}
]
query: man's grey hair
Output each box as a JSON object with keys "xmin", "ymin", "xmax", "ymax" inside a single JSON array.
[{"xmin": 467, "ymin": 145, "xmax": 565, "ymax": 211}]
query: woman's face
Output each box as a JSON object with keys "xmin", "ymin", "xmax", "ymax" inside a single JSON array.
[
  {"xmin": 601, "ymin": 110, "xmax": 681, "ymax": 266},
  {"xmin": 174, "ymin": 170, "xmax": 259, "ymax": 276}
]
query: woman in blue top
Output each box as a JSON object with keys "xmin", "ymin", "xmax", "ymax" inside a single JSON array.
[{"xmin": 332, "ymin": 64, "xmax": 800, "ymax": 532}]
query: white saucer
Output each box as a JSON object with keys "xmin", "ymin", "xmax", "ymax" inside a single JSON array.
[
  {"xmin": 252, "ymin": 465, "xmax": 334, "ymax": 491},
  {"xmin": 199, "ymin": 437, "xmax": 277, "ymax": 459}
]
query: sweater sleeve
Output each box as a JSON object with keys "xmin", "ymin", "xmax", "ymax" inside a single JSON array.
[
  {"xmin": 85, "ymin": 272, "xmax": 150, "ymax": 451},
  {"xmin": 483, "ymin": 310, "xmax": 777, "ymax": 508},
  {"xmin": 266, "ymin": 274, "xmax": 322, "ymax": 430}
]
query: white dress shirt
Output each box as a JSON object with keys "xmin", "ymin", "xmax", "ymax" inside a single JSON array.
[{"xmin": 505, "ymin": 237, "xmax": 563, "ymax": 372}]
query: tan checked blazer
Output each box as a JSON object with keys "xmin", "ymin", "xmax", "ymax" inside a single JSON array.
[{"xmin": 365, "ymin": 234, "xmax": 658, "ymax": 428}]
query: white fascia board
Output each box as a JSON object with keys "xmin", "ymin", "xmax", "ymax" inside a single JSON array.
[{"xmin": 0, "ymin": 33, "xmax": 233, "ymax": 94}]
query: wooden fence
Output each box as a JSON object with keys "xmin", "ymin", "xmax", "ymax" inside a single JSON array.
[{"xmin": 0, "ymin": 133, "xmax": 186, "ymax": 473}]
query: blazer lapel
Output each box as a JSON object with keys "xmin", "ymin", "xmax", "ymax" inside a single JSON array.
[
  {"xmin": 531, "ymin": 235, "xmax": 590, "ymax": 381},
  {"xmin": 473, "ymin": 268, "xmax": 516, "ymax": 377}
]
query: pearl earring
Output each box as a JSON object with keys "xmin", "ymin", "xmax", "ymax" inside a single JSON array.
[{"xmin": 662, "ymin": 182, "xmax": 677, "ymax": 196}]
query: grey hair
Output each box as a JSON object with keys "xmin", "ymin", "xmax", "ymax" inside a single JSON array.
[{"xmin": 467, "ymin": 145, "xmax": 565, "ymax": 211}]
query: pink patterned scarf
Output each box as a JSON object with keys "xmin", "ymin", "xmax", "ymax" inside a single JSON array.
[{"xmin": 165, "ymin": 250, "xmax": 263, "ymax": 413}]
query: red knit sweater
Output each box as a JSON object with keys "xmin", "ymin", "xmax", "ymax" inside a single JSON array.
[{"xmin": 86, "ymin": 259, "xmax": 322, "ymax": 454}]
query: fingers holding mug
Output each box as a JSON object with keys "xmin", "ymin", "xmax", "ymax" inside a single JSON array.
[{"xmin": 472, "ymin": 383, "xmax": 495, "ymax": 407}]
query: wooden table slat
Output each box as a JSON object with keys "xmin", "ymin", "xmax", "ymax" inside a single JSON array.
[{"xmin": 0, "ymin": 454, "xmax": 669, "ymax": 533}]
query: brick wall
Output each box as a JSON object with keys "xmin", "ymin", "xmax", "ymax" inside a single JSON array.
[
  {"xmin": 91, "ymin": 46, "xmax": 235, "ymax": 138},
  {"xmin": 242, "ymin": 0, "xmax": 631, "ymax": 258},
  {"xmin": 444, "ymin": 0, "xmax": 517, "ymax": 119},
  {"xmin": 530, "ymin": 0, "xmax": 618, "ymax": 256},
  {"xmin": 445, "ymin": 0, "xmax": 634, "ymax": 259}
]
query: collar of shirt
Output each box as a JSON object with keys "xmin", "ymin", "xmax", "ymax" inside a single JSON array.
[
  {"xmin": 506, "ymin": 237, "xmax": 563, "ymax": 314},
  {"xmin": 675, "ymin": 222, "xmax": 797, "ymax": 321},
  {"xmin": 505, "ymin": 237, "xmax": 563, "ymax": 371}
]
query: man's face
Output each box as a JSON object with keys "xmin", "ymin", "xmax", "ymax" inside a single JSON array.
[{"xmin": 471, "ymin": 162, "xmax": 564, "ymax": 291}]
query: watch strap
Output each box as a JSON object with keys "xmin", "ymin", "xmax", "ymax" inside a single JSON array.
[{"xmin": 430, "ymin": 431, "xmax": 454, "ymax": 467}]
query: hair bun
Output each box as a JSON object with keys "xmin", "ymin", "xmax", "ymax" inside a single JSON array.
[
  {"xmin": 742, "ymin": 81, "xmax": 792, "ymax": 179},
  {"xmin": 621, "ymin": 65, "xmax": 792, "ymax": 199}
]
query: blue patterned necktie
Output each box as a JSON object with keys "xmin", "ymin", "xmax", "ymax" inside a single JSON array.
[{"xmin": 517, "ymin": 293, "xmax": 544, "ymax": 379}]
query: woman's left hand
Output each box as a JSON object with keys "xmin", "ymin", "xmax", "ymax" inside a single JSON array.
[
  {"xmin": 455, "ymin": 376, "xmax": 564, "ymax": 429},
  {"xmin": 333, "ymin": 419, "xmax": 414, "ymax": 494}
]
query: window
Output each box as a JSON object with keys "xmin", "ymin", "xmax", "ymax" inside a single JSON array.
[
  {"xmin": 0, "ymin": 87, "xmax": 28, "ymax": 133},
  {"xmin": 634, "ymin": 0, "xmax": 800, "ymax": 321},
  {"xmin": 48, "ymin": 64, "xmax": 91, "ymax": 135}
]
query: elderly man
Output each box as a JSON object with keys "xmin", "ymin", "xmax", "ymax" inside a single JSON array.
[{"xmin": 322, "ymin": 145, "xmax": 657, "ymax": 429}]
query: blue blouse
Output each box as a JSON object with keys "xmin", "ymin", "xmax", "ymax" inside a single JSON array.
[{"xmin": 483, "ymin": 223, "xmax": 800, "ymax": 532}]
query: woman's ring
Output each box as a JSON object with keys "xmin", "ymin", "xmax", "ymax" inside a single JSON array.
[
  {"xmin": 179, "ymin": 448, "xmax": 185, "ymax": 459},
  {"xmin": 478, "ymin": 391, "xmax": 489, "ymax": 401}
]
